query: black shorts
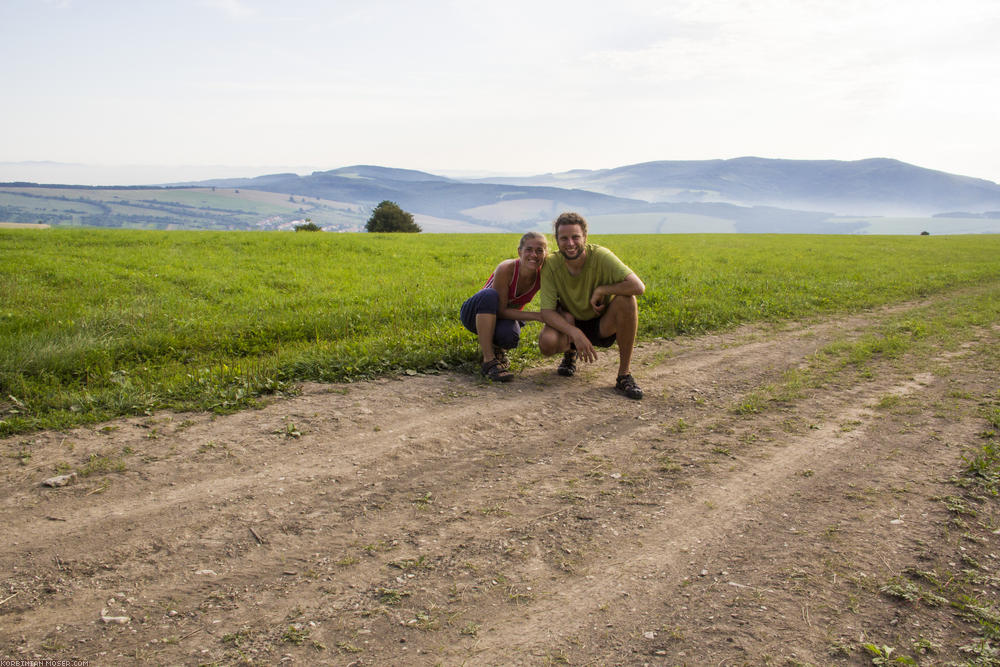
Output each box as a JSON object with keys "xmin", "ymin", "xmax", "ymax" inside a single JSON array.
[{"xmin": 575, "ymin": 316, "xmax": 616, "ymax": 348}]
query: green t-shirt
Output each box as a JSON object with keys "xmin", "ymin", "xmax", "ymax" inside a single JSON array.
[{"xmin": 539, "ymin": 244, "xmax": 633, "ymax": 320}]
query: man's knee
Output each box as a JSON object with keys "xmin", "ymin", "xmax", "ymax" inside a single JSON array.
[
  {"xmin": 614, "ymin": 294, "xmax": 637, "ymax": 314},
  {"xmin": 610, "ymin": 295, "xmax": 637, "ymax": 324},
  {"xmin": 538, "ymin": 327, "xmax": 562, "ymax": 356}
]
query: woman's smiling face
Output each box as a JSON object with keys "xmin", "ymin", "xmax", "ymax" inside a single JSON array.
[{"xmin": 518, "ymin": 235, "xmax": 547, "ymax": 270}]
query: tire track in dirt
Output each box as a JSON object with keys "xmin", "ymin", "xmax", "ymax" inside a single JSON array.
[
  {"xmin": 2, "ymin": 294, "xmax": 997, "ymax": 665},
  {"xmin": 457, "ymin": 371, "xmax": 946, "ymax": 663}
]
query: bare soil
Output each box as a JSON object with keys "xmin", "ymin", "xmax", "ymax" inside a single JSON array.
[{"xmin": 3, "ymin": 294, "xmax": 999, "ymax": 666}]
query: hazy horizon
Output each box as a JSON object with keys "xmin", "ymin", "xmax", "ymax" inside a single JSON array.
[
  {"xmin": 3, "ymin": 156, "xmax": 1000, "ymax": 189},
  {"xmin": 3, "ymin": 0, "xmax": 998, "ymax": 185}
]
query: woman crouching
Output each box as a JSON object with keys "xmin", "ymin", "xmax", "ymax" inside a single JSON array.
[{"xmin": 460, "ymin": 232, "xmax": 548, "ymax": 382}]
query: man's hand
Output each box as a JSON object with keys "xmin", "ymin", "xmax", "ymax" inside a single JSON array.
[
  {"xmin": 589, "ymin": 286, "xmax": 608, "ymax": 316},
  {"xmin": 571, "ymin": 328, "xmax": 598, "ymax": 363}
]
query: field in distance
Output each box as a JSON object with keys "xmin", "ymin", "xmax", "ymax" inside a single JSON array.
[
  {"xmin": 0, "ymin": 185, "xmax": 368, "ymax": 231},
  {"xmin": 2, "ymin": 228, "xmax": 1000, "ymax": 436}
]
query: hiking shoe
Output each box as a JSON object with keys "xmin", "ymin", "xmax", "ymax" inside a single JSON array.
[
  {"xmin": 482, "ymin": 359, "xmax": 514, "ymax": 383},
  {"xmin": 615, "ymin": 374, "xmax": 643, "ymax": 399},
  {"xmin": 493, "ymin": 346, "xmax": 510, "ymax": 370},
  {"xmin": 557, "ymin": 350, "xmax": 577, "ymax": 377}
]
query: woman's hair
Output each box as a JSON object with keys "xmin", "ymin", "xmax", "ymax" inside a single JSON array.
[
  {"xmin": 518, "ymin": 231, "xmax": 548, "ymax": 250},
  {"xmin": 553, "ymin": 212, "xmax": 588, "ymax": 237}
]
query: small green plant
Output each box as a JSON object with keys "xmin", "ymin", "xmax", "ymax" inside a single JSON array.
[
  {"xmin": 963, "ymin": 441, "xmax": 1000, "ymax": 494},
  {"xmin": 668, "ymin": 418, "xmax": 690, "ymax": 433},
  {"xmin": 959, "ymin": 638, "xmax": 1000, "ymax": 663},
  {"xmin": 281, "ymin": 624, "xmax": 309, "ymax": 645},
  {"xmin": 479, "ymin": 503, "xmax": 511, "ymax": 517},
  {"xmin": 863, "ymin": 643, "xmax": 917, "ymax": 665},
  {"xmin": 279, "ymin": 422, "xmax": 301, "ymax": 439},
  {"xmin": 460, "ymin": 623, "xmax": 480, "ymax": 637},
  {"xmin": 376, "ymin": 588, "xmax": 408, "ymax": 605},
  {"xmin": 388, "ymin": 555, "xmax": 428, "ymax": 571},
  {"xmin": 79, "ymin": 452, "xmax": 126, "ymax": 477},
  {"xmin": 879, "ymin": 577, "xmax": 947, "ymax": 607},
  {"xmin": 336, "ymin": 641, "xmax": 363, "ymax": 653},
  {"xmin": 911, "ymin": 637, "xmax": 940, "ymax": 654},
  {"xmin": 733, "ymin": 391, "xmax": 767, "ymax": 415}
]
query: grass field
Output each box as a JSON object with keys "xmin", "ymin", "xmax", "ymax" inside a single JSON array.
[{"xmin": 2, "ymin": 229, "xmax": 999, "ymax": 436}]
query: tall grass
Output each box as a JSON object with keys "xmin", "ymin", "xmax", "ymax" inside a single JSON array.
[{"xmin": 2, "ymin": 229, "xmax": 999, "ymax": 435}]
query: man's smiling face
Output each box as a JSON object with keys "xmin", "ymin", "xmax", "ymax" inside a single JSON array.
[{"xmin": 556, "ymin": 223, "xmax": 586, "ymax": 261}]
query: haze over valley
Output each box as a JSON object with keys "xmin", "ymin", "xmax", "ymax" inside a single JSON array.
[{"xmin": 3, "ymin": 157, "xmax": 1000, "ymax": 235}]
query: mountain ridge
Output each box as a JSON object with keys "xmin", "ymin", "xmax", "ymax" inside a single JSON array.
[{"xmin": 3, "ymin": 157, "xmax": 1000, "ymax": 234}]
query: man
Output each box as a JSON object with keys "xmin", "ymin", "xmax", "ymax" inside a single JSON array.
[{"xmin": 537, "ymin": 212, "xmax": 645, "ymax": 399}]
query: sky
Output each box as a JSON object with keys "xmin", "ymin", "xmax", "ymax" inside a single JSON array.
[{"xmin": 2, "ymin": 0, "xmax": 999, "ymax": 185}]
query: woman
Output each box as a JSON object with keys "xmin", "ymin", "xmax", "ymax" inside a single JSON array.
[{"xmin": 460, "ymin": 232, "xmax": 548, "ymax": 382}]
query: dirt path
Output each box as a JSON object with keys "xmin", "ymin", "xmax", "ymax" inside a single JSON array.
[{"xmin": 3, "ymin": 294, "xmax": 999, "ymax": 666}]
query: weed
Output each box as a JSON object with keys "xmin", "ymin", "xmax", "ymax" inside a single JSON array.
[
  {"xmin": 336, "ymin": 641, "xmax": 363, "ymax": 653},
  {"xmin": 412, "ymin": 609, "xmax": 439, "ymax": 631},
  {"xmin": 362, "ymin": 540, "xmax": 394, "ymax": 555},
  {"xmin": 875, "ymin": 394, "xmax": 903, "ymax": 410},
  {"xmin": 879, "ymin": 577, "xmax": 947, "ymax": 607},
  {"xmin": 10, "ymin": 446, "xmax": 31, "ymax": 465},
  {"xmin": 479, "ymin": 503, "xmax": 511, "ymax": 517},
  {"xmin": 952, "ymin": 594, "xmax": 1000, "ymax": 636},
  {"xmin": 656, "ymin": 456, "xmax": 681, "ymax": 473},
  {"xmin": 733, "ymin": 391, "xmax": 767, "ymax": 415},
  {"xmin": 460, "ymin": 622, "xmax": 480, "ymax": 637},
  {"xmin": 279, "ymin": 422, "xmax": 301, "ymax": 439},
  {"xmin": 963, "ymin": 441, "xmax": 1000, "ymax": 494},
  {"xmin": 959, "ymin": 638, "xmax": 1000, "ymax": 663},
  {"xmin": 281, "ymin": 624, "xmax": 309, "ymax": 645},
  {"xmin": 376, "ymin": 588, "xmax": 409, "ymax": 605},
  {"xmin": 863, "ymin": 643, "xmax": 917, "ymax": 665},
  {"xmin": 942, "ymin": 495, "xmax": 978, "ymax": 516},
  {"xmin": 388, "ymin": 555, "xmax": 428, "ymax": 571},
  {"xmin": 78, "ymin": 452, "xmax": 126, "ymax": 477},
  {"xmin": 667, "ymin": 418, "xmax": 690, "ymax": 433}
]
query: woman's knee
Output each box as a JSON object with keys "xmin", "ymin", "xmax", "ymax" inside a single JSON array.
[
  {"xmin": 494, "ymin": 320, "xmax": 521, "ymax": 349},
  {"xmin": 479, "ymin": 288, "xmax": 500, "ymax": 310}
]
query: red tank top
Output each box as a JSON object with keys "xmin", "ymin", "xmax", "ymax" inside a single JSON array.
[{"xmin": 483, "ymin": 259, "xmax": 540, "ymax": 310}]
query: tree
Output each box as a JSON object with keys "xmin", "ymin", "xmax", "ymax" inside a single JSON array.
[
  {"xmin": 294, "ymin": 219, "xmax": 322, "ymax": 232},
  {"xmin": 365, "ymin": 200, "xmax": 421, "ymax": 233}
]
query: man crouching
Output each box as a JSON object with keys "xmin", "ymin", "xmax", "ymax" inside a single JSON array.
[{"xmin": 537, "ymin": 212, "xmax": 646, "ymax": 399}]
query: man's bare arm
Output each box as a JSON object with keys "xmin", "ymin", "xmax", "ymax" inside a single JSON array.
[
  {"xmin": 540, "ymin": 308, "xmax": 597, "ymax": 362},
  {"xmin": 590, "ymin": 273, "xmax": 645, "ymax": 314}
]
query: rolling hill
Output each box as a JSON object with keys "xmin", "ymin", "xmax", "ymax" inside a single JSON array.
[{"xmin": 3, "ymin": 158, "xmax": 999, "ymax": 234}]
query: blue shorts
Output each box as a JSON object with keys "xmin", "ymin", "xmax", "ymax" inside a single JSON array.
[{"xmin": 460, "ymin": 288, "xmax": 523, "ymax": 350}]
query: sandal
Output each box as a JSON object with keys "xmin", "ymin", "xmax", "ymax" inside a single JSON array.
[
  {"xmin": 493, "ymin": 346, "xmax": 510, "ymax": 370},
  {"xmin": 615, "ymin": 373, "xmax": 643, "ymax": 400},
  {"xmin": 557, "ymin": 350, "xmax": 577, "ymax": 377},
  {"xmin": 482, "ymin": 358, "xmax": 514, "ymax": 383}
]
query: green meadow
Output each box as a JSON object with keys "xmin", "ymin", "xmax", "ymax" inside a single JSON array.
[{"xmin": 2, "ymin": 228, "xmax": 1000, "ymax": 435}]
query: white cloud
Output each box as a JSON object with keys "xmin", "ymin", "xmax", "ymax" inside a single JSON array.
[{"xmin": 199, "ymin": 0, "xmax": 256, "ymax": 19}]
